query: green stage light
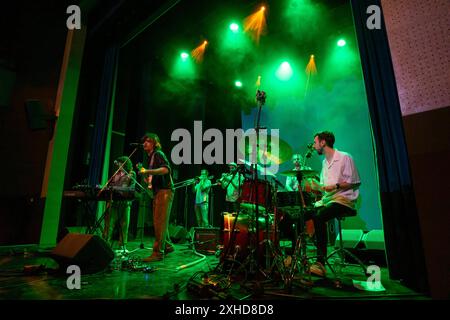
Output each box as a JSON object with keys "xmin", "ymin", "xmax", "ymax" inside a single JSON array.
[
  {"xmin": 230, "ymin": 23, "xmax": 239, "ymax": 32},
  {"xmin": 276, "ymin": 61, "xmax": 293, "ymax": 81},
  {"xmin": 235, "ymin": 80, "xmax": 243, "ymax": 87},
  {"xmin": 180, "ymin": 52, "xmax": 189, "ymax": 60},
  {"xmin": 337, "ymin": 39, "xmax": 346, "ymax": 47}
]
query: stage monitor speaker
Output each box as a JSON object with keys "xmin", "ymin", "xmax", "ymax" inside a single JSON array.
[
  {"xmin": 169, "ymin": 224, "xmax": 188, "ymax": 243},
  {"xmin": 362, "ymin": 230, "xmax": 385, "ymax": 250},
  {"xmin": 193, "ymin": 227, "xmax": 220, "ymax": 254},
  {"xmin": 335, "ymin": 229, "xmax": 364, "ymax": 249},
  {"xmin": 51, "ymin": 233, "xmax": 114, "ymax": 274}
]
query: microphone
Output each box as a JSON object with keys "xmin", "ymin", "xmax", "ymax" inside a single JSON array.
[
  {"xmin": 305, "ymin": 143, "xmax": 314, "ymax": 158},
  {"xmin": 130, "ymin": 143, "xmax": 143, "ymax": 147}
]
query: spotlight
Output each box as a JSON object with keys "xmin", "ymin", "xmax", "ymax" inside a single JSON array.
[
  {"xmin": 276, "ymin": 61, "xmax": 293, "ymax": 81},
  {"xmin": 230, "ymin": 23, "xmax": 239, "ymax": 32},
  {"xmin": 180, "ymin": 52, "xmax": 189, "ymax": 60},
  {"xmin": 235, "ymin": 80, "xmax": 243, "ymax": 87},
  {"xmin": 337, "ymin": 39, "xmax": 346, "ymax": 47}
]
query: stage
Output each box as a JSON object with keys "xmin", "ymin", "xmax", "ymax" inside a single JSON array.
[{"xmin": 0, "ymin": 237, "xmax": 425, "ymax": 301}]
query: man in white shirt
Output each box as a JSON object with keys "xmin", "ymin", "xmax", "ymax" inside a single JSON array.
[
  {"xmin": 218, "ymin": 162, "xmax": 245, "ymax": 213},
  {"xmin": 193, "ymin": 169, "xmax": 212, "ymax": 227},
  {"xmin": 308, "ymin": 131, "xmax": 361, "ymax": 276}
]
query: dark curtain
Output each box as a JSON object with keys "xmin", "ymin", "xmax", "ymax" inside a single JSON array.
[
  {"xmin": 350, "ymin": 0, "xmax": 428, "ymax": 293},
  {"xmin": 87, "ymin": 46, "xmax": 119, "ymax": 186},
  {"xmin": 351, "ymin": 0, "xmax": 428, "ymax": 292}
]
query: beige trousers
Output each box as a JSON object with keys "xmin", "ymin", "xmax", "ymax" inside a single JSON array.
[{"xmin": 152, "ymin": 189, "xmax": 174, "ymax": 253}]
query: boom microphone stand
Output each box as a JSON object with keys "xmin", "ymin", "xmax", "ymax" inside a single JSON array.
[{"xmin": 89, "ymin": 148, "xmax": 140, "ymax": 236}]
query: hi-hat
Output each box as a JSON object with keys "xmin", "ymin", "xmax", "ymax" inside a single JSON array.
[
  {"xmin": 279, "ymin": 168, "xmax": 318, "ymax": 177},
  {"xmin": 238, "ymin": 133, "xmax": 293, "ymax": 165}
]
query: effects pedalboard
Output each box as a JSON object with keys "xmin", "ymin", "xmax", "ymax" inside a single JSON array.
[{"xmin": 187, "ymin": 275, "xmax": 230, "ymax": 299}]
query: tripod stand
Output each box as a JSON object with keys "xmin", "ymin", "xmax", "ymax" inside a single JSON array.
[
  {"xmin": 280, "ymin": 171, "xmax": 314, "ymax": 291},
  {"xmin": 236, "ymin": 89, "xmax": 283, "ymax": 280}
]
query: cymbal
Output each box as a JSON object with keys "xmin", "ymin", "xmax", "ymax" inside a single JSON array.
[
  {"xmin": 279, "ymin": 168, "xmax": 318, "ymax": 177},
  {"xmin": 238, "ymin": 159, "xmax": 275, "ymax": 176},
  {"xmin": 237, "ymin": 133, "xmax": 293, "ymax": 165}
]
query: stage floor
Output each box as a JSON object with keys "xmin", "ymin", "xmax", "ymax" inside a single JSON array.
[{"xmin": 0, "ymin": 238, "xmax": 426, "ymax": 300}]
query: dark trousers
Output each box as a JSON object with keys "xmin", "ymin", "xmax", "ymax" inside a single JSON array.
[
  {"xmin": 306, "ymin": 203, "xmax": 356, "ymax": 264},
  {"xmin": 225, "ymin": 201, "xmax": 240, "ymax": 213}
]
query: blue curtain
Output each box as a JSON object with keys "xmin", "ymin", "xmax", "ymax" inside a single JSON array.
[
  {"xmin": 88, "ymin": 46, "xmax": 119, "ymax": 186},
  {"xmin": 351, "ymin": 0, "xmax": 428, "ymax": 293}
]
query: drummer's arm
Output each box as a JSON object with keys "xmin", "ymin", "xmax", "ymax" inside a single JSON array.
[
  {"xmin": 309, "ymin": 178, "xmax": 323, "ymax": 192},
  {"xmin": 320, "ymin": 181, "xmax": 361, "ymax": 192}
]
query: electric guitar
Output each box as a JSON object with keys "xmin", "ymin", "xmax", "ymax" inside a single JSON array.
[{"xmin": 136, "ymin": 163, "xmax": 154, "ymax": 199}]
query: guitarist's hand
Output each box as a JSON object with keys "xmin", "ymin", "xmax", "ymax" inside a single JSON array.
[{"xmin": 136, "ymin": 163, "xmax": 147, "ymax": 175}]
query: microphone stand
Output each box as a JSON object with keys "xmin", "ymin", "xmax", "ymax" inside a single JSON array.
[
  {"xmin": 90, "ymin": 148, "xmax": 140, "ymax": 237},
  {"xmin": 96, "ymin": 147, "xmax": 139, "ymax": 197},
  {"xmin": 122, "ymin": 168, "xmax": 153, "ymax": 253},
  {"xmin": 241, "ymin": 90, "xmax": 267, "ymax": 278},
  {"xmin": 173, "ymin": 178, "xmax": 197, "ymax": 230}
]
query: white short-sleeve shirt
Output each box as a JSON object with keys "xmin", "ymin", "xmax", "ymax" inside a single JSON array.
[{"xmin": 319, "ymin": 149, "xmax": 361, "ymax": 209}]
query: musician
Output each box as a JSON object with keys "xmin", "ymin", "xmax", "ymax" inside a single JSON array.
[
  {"xmin": 103, "ymin": 156, "xmax": 136, "ymax": 253},
  {"xmin": 192, "ymin": 169, "xmax": 212, "ymax": 227},
  {"xmin": 217, "ymin": 162, "xmax": 245, "ymax": 213},
  {"xmin": 285, "ymin": 154, "xmax": 313, "ymax": 191},
  {"xmin": 308, "ymin": 131, "xmax": 361, "ymax": 276},
  {"xmin": 138, "ymin": 133, "xmax": 175, "ymax": 262}
]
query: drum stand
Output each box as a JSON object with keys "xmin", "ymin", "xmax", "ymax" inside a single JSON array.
[
  {"xmin": 281, "ymin": 172, "xmax": 313, "ymax": 291},
  {"xmin": 238, "ymin": 90, "xmax": 286, "ymax": 284}
]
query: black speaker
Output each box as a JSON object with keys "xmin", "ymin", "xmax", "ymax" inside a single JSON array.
[
  {"xmin": 193, "ymin": 227, "xmax": 220, "ymax": 254},
  {"xmin": 0, "ymin": 67, "xmax": 15, "ymax": 109},
  {"xmin": 169, "ymin": 224, "xmax": 188, "ymax": 243},
  {"xmin": 50, "ymin": 233, "xmax": 114, "ymax": 274},
  {"xmin": 24, "ymin": 100, "xmax": 49, "ymax": 130}
]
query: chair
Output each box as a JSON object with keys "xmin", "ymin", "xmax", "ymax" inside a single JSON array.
[{"xmin": 325, "ymin": 213, "xmax": 367, "ymax": 280}]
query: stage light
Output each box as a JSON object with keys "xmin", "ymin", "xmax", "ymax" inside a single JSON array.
[
  {"xmin": 244, "ymin": 5, "xmax": 267, "ymax": 43},
  {"xmin": 276, "ymin": 61, "xmax": 293, "ymax": 81},
  {"xmin": 180, "ymin": 52, "xmax": 189, "ymax": 60},
  {"xmin": 337, "ymin": 39, "xmax": 346, "ymax": 47},
  {"xmin": 235, "ymin": 80, "xmax": 243, "ymax": 87},
  {"xmin": 191, "ymin": 40, "xmax": 208, "ymax": 63},
  {"xmin": 230, "ymin": 23, "xmax": 239, "ymax": 32}
]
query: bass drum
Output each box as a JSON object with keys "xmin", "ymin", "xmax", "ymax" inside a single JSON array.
[{"xmin": 222, "ymin": 212, "xmax": 277, "ymax": 261}]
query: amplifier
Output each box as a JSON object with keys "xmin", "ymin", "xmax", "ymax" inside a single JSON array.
[{"xmin": 193, "ymin": 227, "xmax": 221, "ymax": 254}]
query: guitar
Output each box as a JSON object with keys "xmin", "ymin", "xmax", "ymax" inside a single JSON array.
[{"xmin": 136, "ymin": 163, "xmax": 154, "ymax": 199}]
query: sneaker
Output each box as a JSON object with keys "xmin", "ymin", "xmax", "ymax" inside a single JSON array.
[
  {"xmin": 309, "ymin": 262, "xmax": 326, "ymax": 277},
  {"xmin": 143, "ymin": 252, "xmax": 163, "ymax": 263}
]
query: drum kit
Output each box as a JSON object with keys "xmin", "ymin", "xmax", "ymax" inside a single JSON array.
[{"xmin": 218, "ymin": 133, "xmax": 321, "ymax": 291}]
